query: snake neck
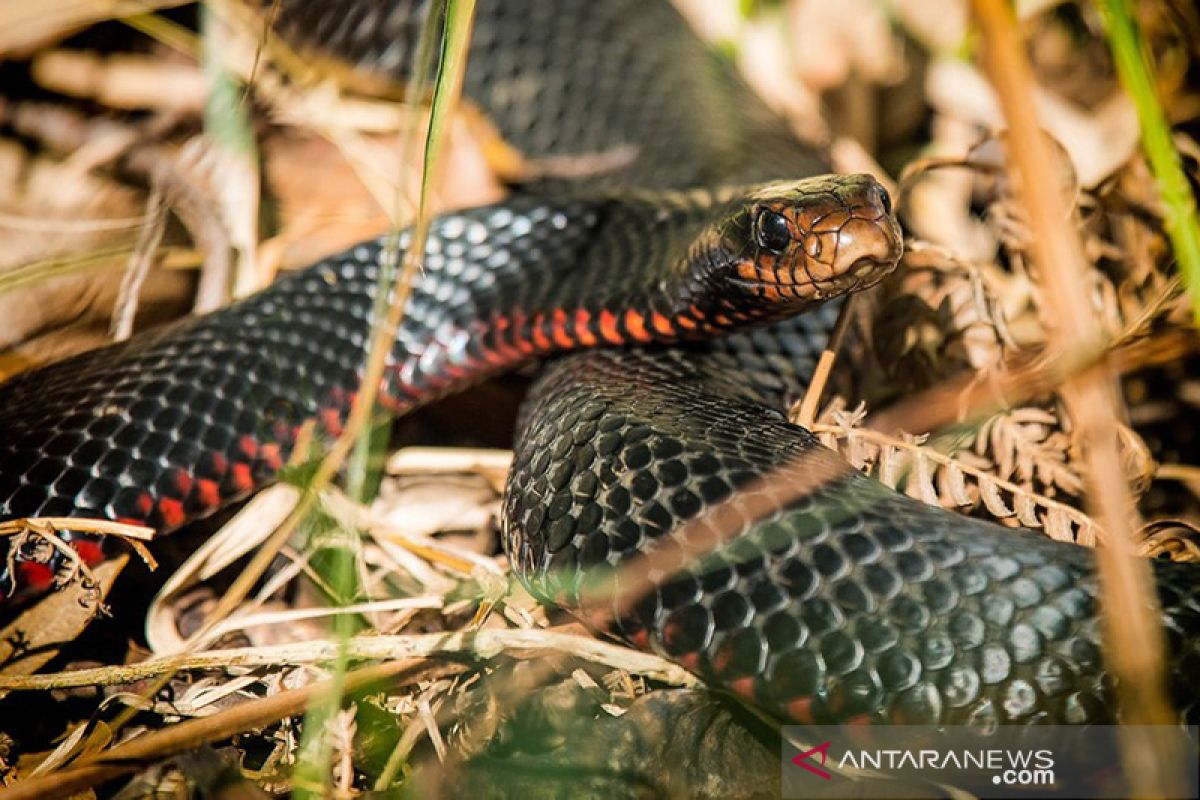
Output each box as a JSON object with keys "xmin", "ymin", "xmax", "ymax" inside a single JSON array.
[
  {"xmin": 376, "ymin": 189, "xmax": 761, "ymax": 409},
  {"xmin": 0, "ymin": 179, "xmax": 883, "ymax": 538}
]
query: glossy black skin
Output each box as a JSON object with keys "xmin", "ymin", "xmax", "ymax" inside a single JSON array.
[
  {"xmin": 269, "ymin": 0, "xmax": 825, "ymax": 190},
  {"xmin": 1, "ymin": 0, "xmax": 1197, "ymax": 729},
  {"xmin": 507, "ymin": 350, "xmax": 1200, "ymax": 725}
]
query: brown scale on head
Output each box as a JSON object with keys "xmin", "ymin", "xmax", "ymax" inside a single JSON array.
[{"xmin": 690, "ymin": 173, "xmax": 903, "ymax": 326}]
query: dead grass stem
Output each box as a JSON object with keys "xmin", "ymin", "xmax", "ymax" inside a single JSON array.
[{"xmin": 970, "ymin": 1, "xmax": 1184, "ymax": 796}]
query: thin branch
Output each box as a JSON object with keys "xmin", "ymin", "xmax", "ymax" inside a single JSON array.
[
  {"xmin": 0, "ymin": 629, "xmax": 697, "ymax": 692},
  {"xmin": 793, "ymin": 295, "xmax": 856, "ymax": 428}
]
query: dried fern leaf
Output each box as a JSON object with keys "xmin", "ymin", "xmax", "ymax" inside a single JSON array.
[
  {"xmin": 878, "ymin": 442, "xmax": 901, "ymax": 489},
  {"xmin": 907, "ymin": 450, "xmax": 939, "ymax": 505},
  {"xmin": 979, "ymin": 477, "xmax": 1015, "ymax": 518},
  {"xmin": 1137, "ymin": 519, "xmax": 1200, "ymax": 562},
  {"xmin": 939, "ymin": 462, "xmax": 974, "ymax": 506},
  {"xmin": 813, "ymin": 422, "xmax": 1104, "ymax": 544},
  {"xmin": 1013, "ymin": 492, "xmax": 1041, "ymax": 527}
]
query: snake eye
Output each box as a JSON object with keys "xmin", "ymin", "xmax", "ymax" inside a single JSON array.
[
  {"xmin": 754, "ymin": 209, "xmax": 792, "ymax": 253},
  {"xmin": 878, "ymin": 185, "xmax": 893, "ymax": 215}
]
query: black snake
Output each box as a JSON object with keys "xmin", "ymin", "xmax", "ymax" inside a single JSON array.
[{"xmin": 0, "ymin": 0, "xmax": 1197, "ymax": 729}]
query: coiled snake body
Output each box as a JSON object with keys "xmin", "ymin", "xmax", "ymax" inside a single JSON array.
[{"xmin": 1, "ymin": 0, "xmax": 1198, "ymax": 728}]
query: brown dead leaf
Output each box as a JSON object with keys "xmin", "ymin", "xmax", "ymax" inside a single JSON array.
[
  {"xmin": 0, "ymin": 0, "xmax": 189, "ymax": 59},
  {"xmin": 0, "ymin": 554, "xmax": 129, "ymax": 685}
]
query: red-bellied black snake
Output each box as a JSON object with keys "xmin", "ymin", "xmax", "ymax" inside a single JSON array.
[{"xmin": 1, "ymin": 0, "xmax": 1197, "ymax": 728}]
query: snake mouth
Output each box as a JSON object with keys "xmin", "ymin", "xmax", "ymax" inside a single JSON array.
[
  {"xmin": 728, "ymin": 261, "xmax": 882, "ymax": 298},
  {"xmin": 733, "ymin": 216, "xmax": 904, "ymax": 304}
]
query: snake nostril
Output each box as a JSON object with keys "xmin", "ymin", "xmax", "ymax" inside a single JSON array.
[{"xmin": 849, "ymin": 257, "xmax": 874, "ymax": 276}]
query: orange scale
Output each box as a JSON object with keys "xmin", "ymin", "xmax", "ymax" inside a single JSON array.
[
  {"xmin": 787, "ymin": 696, "xmax": 815, "ymax": 724},
  {"xmin": 157, "ymin": 497, "xmax": 185, "ymax": 528},
  {"xmin": 196, "ymin": 478, "xmax": 221, "ymax": 508},
  {"xmin": 729, "ymin": 675, "xmax": 757, "ymax": 699}
]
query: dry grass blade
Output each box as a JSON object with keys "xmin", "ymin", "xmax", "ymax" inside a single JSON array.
[
  {"xmin": 970, "ymin": 1, "xmax": 1184, "ymax": 796},
  {"xmin": 1137, "ymin": 518, "xmax": 1200, "ymax": 562},
  {"xmin": 0, "ymin": 517, "xmax": 154, "ymax": 542},
  {"xmin": 0, "ymin": 517, "xmax": 157, "ymax": 575},
  {"xmin": 0, "ymin": 659, "xmax": 464, "ymax": 800},
  {"xmin": 0, "ymin": 246, "xmax": 137, "ymax": 298},
  {"xmin": 0, "ymin": 210, "xmax": 151, "ymax": 233},
  {"xmin": 0, "ymin": 629, "xmax": 697, "ymax": 692},
  {"xmin": 871, "ymin": 326, "xmax": 1198, "ymax": 437},
  {"xmin": 185, "ymin": 0, "xmax": 477, "ymax": 653},
  {"xmin": 385, "ymin": 446, "xmax": 513, "ymax": 494},
  {"xmin": 0, "ymin": 0, "xmax": 190, "ymax": 58},
  {"xmin": 110, "ymin": 182, "xmax": 166, "ymax": 341},
  {"xmin": 793, "ymin": 295, "xmax": 857, "ymax": 428}
]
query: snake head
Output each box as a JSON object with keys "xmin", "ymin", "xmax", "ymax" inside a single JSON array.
[{"xmin": 692, "ymin": 173, "xmax": 903, "ymax": 326}]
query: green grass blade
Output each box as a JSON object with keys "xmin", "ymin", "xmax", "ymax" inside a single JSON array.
[
  {"xmin": 1099, "ymin": 0, "xmax": 1200, "ymax": 322},
  {"xmin": 417, "ymin": 0, "xmax": 477, "ymax": 224},
  {"xmin": 293, "ymin": 1, "xmax": 477, "ymax": 794}
]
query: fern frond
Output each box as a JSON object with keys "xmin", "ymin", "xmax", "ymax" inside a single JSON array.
[{"xmin": 812, "ymin": 407, "xmax": 1103, "ymax": 545}]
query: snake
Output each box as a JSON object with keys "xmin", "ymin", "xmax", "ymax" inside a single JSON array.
[{"xmin": 1, "ymin": 0, "xmax": 1198, "ymax": 730}]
